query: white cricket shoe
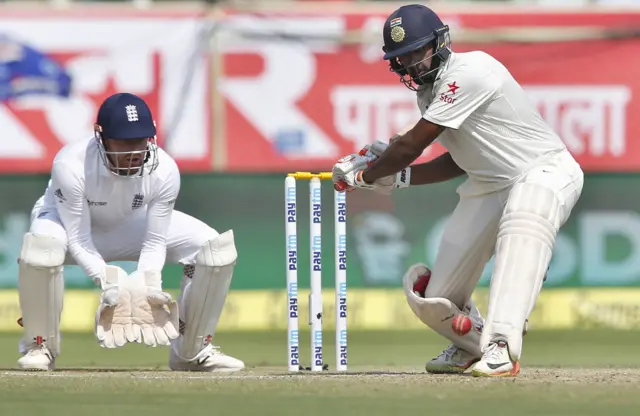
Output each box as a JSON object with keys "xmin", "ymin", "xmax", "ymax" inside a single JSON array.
[
  {"xmin": 472, "ymin": 340, "xmax": 520, "ymax": 377},
  {"xmin": 17, "ymin": 343, "xmax": 55, "ymax": 371},
  {"xmin": 169, "ymin": 344, "xmax": 245, "ymax": 372},
  {"xmin": 425, "ymin": 344, "xmax": 481, "ymax": 374}
]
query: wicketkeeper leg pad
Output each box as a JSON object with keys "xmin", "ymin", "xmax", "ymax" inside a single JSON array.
[
  {"xmin": 172, "ymin": 230, "xmax": 238, "ymax": 361},
  {"xmin": 18, "ymin": 233, "xmax": 65, "ymax": 356},
  {"xmin": 403, "ymin": 263, "xmax": 482, "ymax": 357}
]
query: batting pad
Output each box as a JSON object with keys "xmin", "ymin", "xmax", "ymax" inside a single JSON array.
[
  {"xmin": 403, "ymin": 263, "xmax": 483, "ymax": 357},
  {"xmin": 482, "ymin": 183, "xmax": 560, "ymax": 360},
  {"xmin": 173, "ymin": 230, "xmax": 237, "ymax": 361},
  {"xmin": 18, "ymin": 233, "xmax": 65, "ymax": 357}
]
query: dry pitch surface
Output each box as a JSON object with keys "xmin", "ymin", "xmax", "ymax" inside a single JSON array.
[
  {"xmin": 1, "ymin": 331, "xmax": 640, "ymax": 415},
  {"xmin": 2, "ymin": 367, "xmax": 640, "ymax": 416}
]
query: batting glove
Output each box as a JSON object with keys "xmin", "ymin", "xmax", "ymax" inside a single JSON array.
[
  {"xmin": 332, "ymin": 151, "xmax": 377, "ymax": 192},
  {"xmin": 333, "ymin": 141, "xmax": 412, "ymax": 194}
]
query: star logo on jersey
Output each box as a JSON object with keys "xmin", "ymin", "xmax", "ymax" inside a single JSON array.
[{"xmin": 447, "ymin": 82, "xmax": 460, "ymax": 95}]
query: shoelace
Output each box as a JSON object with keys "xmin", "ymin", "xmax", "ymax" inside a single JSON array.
[
  {"xmin": 203, "ymin": 344, "xmax": 224, "ymax": 356},
  {"xmin": 483, "ymin": 342, "xmax": 505, "ymax": 361},
  {"xmin": 440, "ymin": 345, "xmax": 459, "ymax": 361},
  {"xmin": 27, "ymin": 343, "xmax": 49, "ymax": 356}
]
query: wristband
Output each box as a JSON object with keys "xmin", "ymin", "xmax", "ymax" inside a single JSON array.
[
  {"xmin": 354, "ymin": 170, "xmax": 376, "ymax": 190},
  {"xmin": 395, "ymin": 167, "xmax": 411, "ymax": 189}
]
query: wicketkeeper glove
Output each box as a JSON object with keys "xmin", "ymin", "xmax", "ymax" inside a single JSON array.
[{"xmin": 94, "ymin": 266, "xmax": 179, "ymax": 348}]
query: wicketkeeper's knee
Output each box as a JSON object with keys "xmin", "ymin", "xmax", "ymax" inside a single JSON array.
[
  {"xmin": 195, "ymin": 230, "xmax": 237, "ymax": 268},
  {"xmin": 19, "ymin": 232, "xmax": 66, "ymax": 269}
]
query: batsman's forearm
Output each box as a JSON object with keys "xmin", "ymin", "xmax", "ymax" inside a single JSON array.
[
  {"xmin": 409, "ymin": 152, "xmax": 466, "ymax": 185},
  {"xmin": 362, "ymin": 143, "xmax": 422, "ymax": 183}
]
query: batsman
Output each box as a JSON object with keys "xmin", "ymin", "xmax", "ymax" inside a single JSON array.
[
  {"xmin": 17, "ymin": 92, "xmax": 244, "ymax": 372},
  {"xmin": 333, "ymin": 4, "xmax": 583, "ymax": 377}
]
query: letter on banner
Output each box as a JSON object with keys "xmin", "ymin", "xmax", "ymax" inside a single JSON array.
[
  {"xmin": 331, "ymin": 86, "xmax": 419, "ymax": 150},
  {"xmin": 526, "ymin": 85, "xmax": 631, "ymax": 157}
]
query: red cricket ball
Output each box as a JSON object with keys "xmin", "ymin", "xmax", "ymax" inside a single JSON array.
[{"xmin": 452, "ymin": 315, "xmax": 472, "ymax": 336}]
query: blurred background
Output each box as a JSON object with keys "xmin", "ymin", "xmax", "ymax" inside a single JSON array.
[{"xmin": 0, "ymin": 0, "xmax": 639, "ymax": 347}]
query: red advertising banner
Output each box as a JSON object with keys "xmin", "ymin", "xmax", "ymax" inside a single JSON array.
[
  {"xmin": 0, "ymin": 9, "xmax": 212, "ymax": 173},
  {"xmin": 218, "ymin": 9, "xmax": 640, "ymax": 172},
  {"xmin": 1, "ymin": 6, "xmax": 639, "ymax": 174}
]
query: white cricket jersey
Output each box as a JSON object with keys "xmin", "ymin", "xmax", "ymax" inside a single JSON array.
[
  {"xmin": 40, "ymin": 138, "xmax": 180, "ymax": 281},
  {"xmin": 417, "ymin": 51, "xmax": 567, "ymax": 195}
]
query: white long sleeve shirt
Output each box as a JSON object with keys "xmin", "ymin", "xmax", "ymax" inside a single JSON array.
[
  {"xmin": 41, "ymin": 137, "xmax": 180, "ymax": 281},
  {"xmin": 417, "ymin": 51, "xmax": 567, "ymax": 196}
]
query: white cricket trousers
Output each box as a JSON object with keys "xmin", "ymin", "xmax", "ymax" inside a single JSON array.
[{"xmin": 424, "ymin": 149, "xmax": 584, "ymax": 308}]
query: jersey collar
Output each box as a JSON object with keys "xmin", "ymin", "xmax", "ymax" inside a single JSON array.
[{"xmin": 435, "ymin": 50, "xmax": 455, "ymax": 82}]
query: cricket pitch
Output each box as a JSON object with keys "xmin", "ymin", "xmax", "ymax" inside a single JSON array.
[{"xmin": 1, "ymin": 330, "xmax": 639, "ymax": 415}]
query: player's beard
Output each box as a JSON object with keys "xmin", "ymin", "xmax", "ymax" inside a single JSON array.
[{"xmin": 407, "ymin": 57, "xmax": 437, "ymax": 87}]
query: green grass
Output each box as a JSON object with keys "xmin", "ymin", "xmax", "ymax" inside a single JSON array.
[
  {"xmin": 3, "ymin": 329, "xmax": 640, "ymax": 369},
  {"xmin": 0, "ymin": 329, "xmax": 636, "ymax": 369},
  {"xmin": 2, "ymin": 330, "xmax": 640, "ymax": 416}
]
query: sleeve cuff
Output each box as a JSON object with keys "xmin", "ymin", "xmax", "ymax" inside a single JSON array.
[{"xmin": 422, "ymin": 114, "xmax": 462, "ymax": 130}]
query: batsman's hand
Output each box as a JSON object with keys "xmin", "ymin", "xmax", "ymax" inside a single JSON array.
[
  {"xmin": 95, "ymin": 267, "xmax": 179, "ymax": 348},
  {"xmin": 332, "ymin": 140, "xmax": 390, "ymax": 192},
  {"xmin": 332, "ymin": 151, "xmax": 377, "ymax": 192},
  {"xmin": 363, "ymin": 140, "xmax": 389, "ymax": 157},
  {"xmin": 332, "ymin": 141, "xmax": 409, "ymax": 194}
]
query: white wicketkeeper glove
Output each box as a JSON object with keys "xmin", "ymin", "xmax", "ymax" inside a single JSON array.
[
  {"xmin": 94, "ymin": 266, "xmax": 179, "ymax": 348},
  {"xmin": 332, "ymin": 140, "xmax": 411, "ymax": 195}
]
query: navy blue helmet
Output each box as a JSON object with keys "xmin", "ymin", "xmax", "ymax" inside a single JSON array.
[
  {"xmin": 94, "ymin": 93, "xmax": 159, "ymax": 178},
  {"xmin": 382, "ymin": 4, "xmax": 451, "ymax": 90},
  {"xmin": 95, "ymin": 92, "xmax": 156, "ymax": 140}
]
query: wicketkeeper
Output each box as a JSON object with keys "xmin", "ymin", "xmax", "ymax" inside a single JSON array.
[{"xmin": 17, "ymin": 92, "xmax": 244, "ymax": 372}]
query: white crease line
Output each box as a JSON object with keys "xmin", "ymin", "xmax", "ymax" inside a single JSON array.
[
  {"xmin": 0, "ymin": 371, "xmax": 422, "ymax": 380},
  {"xmin": 0, "ymin": 372, "xmax": 284, "ymax": 380}
]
